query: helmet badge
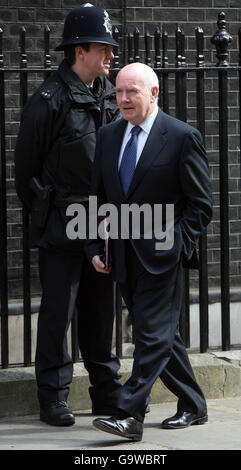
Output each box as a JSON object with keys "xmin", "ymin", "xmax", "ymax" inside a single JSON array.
[{"xmin": 103, "ymin": 10, "xmax": 112, "ymax": 35}]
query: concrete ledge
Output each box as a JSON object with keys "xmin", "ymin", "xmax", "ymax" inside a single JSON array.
[{"xmin": 0, "ymin": 351, "xmax": 241, "ymax": 418}]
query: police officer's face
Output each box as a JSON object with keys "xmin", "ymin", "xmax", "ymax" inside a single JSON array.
[{"xmin": 81, "ymin": 43, "xmax": 114, "ymax": 79}]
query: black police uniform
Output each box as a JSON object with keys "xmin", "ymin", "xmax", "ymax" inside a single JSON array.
[{"xmin": 14, "ymin": 59, "xmax": 121, "ymax": 411}]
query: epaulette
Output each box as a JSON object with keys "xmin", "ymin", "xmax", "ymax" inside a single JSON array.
[{"xmin": 39, "ymin": 79, "xmax": 61, "ymax": 100}]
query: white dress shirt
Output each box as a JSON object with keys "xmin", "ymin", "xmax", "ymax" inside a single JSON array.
[{"xmin": 118, "ymin": 106, "xmax": 159, "ymax": 169}]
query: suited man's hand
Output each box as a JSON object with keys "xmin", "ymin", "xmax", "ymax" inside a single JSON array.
[{"xmin": 92, "ymin": 255, "xmax": 111, "ymax": 274}]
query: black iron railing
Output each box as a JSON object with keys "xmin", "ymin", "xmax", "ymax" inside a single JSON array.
[{"xmin": 0, "ymin": 12, "xmax": 241, "ymax": 368}]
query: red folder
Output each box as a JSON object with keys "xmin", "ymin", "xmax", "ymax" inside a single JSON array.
[{"xmin": 103, "ymin": 215, "xmax": 110, "ymax": 269}]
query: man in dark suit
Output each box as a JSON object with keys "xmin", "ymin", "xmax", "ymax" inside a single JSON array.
[{"xmin": 86, "ymin": 62, "xmax": 213, "ymax": 441}]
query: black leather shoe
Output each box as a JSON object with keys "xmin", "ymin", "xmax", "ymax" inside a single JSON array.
[
  {"xmin": 40, "ymin": 401, "xmax": 75, "ymax": 426},
  {"xmin": 162, "ymin": 411, "xmax": 208, "ymax": 429},
  {"xmin": 93, "ymin": 416, "xmax": 143, "ymax": 441}
]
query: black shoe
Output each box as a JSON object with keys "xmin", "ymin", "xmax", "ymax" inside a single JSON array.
[
  {"xmin": 93, "ymin": 416, "xmax": 143, "ymax": 441},
  {"xmin": 162, "ymin": 411, "xmax": 208, "ymax": 429},
  {"xmin": 40, "ymin": 401, "xmax": 75, "ymax": 426}
]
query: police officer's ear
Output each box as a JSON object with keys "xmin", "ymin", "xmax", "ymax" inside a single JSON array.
[
  {"xmin": 75, "ymin": 44, "xmax": 91, "ymax": 63},
  {"xmin": 75, "ymin": 45, "xmax": 84, "ymax": 63}
]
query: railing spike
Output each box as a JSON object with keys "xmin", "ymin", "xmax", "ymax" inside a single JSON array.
[
  {"xmin": 127, "ymin": 32, "xmax": 134, "ymax": 64},
  {"xmin": 162, "ymin": 31, "xmax": 168, "ymax": 68},
  {"xmin": 44, "ymin": 25, "xmax": 51, "ymax": 70},
  {"xmin": 19, "ymin": 26, "xmax": 27, "ymax": 68},
  {"xmin": 196, "ymin": 27, "xmax": 205, "ymax": 68},
  {"xmin": 145, "ymin": 31, "xmax": 152, "ymax": 66},
  {"xmin": 112, "ymin": 26, "xmax": 119, "ymax": 69},
  {"xmin": 134, "ymin": 27, "xmax": 140, "ymax": 62},
  {"xmin": 154, "ymin": 27, "xmax": 161, "ymax": 68}
]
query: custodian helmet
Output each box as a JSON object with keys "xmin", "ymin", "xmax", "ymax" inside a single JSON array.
[{"xmin": 55, "ymin": 3, "xmax": 119, "ymax": 51}]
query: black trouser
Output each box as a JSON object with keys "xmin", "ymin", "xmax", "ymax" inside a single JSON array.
[
  {"xmin": 35, "ymin": 247, "xmax": 121, "ymax": 407},
  {"xmin": 118, "ymin": 242, "xmax": 207, "ymax": 423}
]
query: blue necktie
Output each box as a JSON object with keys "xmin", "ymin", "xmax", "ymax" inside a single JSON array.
[{"xmin": 119, "ymin": 126, "xmax": 141, "ymax": 196}]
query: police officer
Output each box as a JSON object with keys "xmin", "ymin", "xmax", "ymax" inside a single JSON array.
[{"xmin": 14, "ymin": 4, "xmax": 121, "ymax": 426}]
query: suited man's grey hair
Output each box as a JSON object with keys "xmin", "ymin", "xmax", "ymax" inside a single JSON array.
[
  {"xmin": 117, "ymin": 62, "xmax": 159, "ymax": 96},
  {"xmin": 139, "ymin": 63, "xmax": 159, "ymax": 93}
]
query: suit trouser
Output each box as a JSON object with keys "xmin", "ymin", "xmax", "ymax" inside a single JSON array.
[
  {"xmin": 35, "ymin": 247, "xmax": 121, "ymax": 406},
  {"xmin": 118, "ymin": 243, "xmax": 207, "ymax": 423}
]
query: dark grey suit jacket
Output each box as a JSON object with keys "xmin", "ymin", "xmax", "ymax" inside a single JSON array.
[{"xmin": 86, "ymin": 108, "xmax": 213, "ymax": 283}]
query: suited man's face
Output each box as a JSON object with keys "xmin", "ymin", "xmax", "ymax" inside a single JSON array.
[{"xmin": 116, "ymin": 68, "xmax": 158, "ymax": 125}]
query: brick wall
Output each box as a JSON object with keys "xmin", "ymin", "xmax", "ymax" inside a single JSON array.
[{"xmin": 0, "ymin": 0, "xmax": 240, "ymax": 299}]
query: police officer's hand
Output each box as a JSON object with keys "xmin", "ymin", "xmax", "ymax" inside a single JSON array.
[{"xmin": 92, "ymin": 255, "xmax": 111, "ymax": 274}]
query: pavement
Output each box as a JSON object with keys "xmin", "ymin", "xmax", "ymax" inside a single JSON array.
[
  {"xmin": 0, "ymin": 397, "xmax": 241, "ymax": 452},
  {"xmin": 1, "ymin": 350, "xmax": 241, "ymax": 461}
]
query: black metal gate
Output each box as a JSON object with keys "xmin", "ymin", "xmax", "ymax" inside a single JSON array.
[{"xmin": 0, "ymin": 12, "xmax": 241, "ymax": 368}]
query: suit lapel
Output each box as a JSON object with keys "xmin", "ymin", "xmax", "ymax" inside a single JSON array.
[
  {"xmin": 126, "ymin": 109, "xmax": 168, "ymax": 199},
  {"xmin": 107, "ymin": 118, "xmax": 127, "ymax": 200}
]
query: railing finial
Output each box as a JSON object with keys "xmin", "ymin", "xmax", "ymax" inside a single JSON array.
[
  {"xmin": 196, "ymin": 27, "xmax": 205, "ymax": 68},
  {"xmin": 19, "ymin": 26, "xmax": 27, "ymax": 68},
  {"xmin": 211, "ymin": 11, "xmax": 232, "ymax": 67},
  {"xmin": 112, "ymin": 26, "xmax": 119, "ymax": 69},
  {"xmin": 44, "ymin": 26, "xmax": 51, "ymax": 69},
  {"xmin": 0, "ymin": 28, "xmax": 3, "ymax": 69}
]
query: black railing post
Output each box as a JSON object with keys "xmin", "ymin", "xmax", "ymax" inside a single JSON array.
[
  {"xmin": 161, "ymin": 31, "xmax": 169, "ymax": 113},
  {"xmin": 19, "ymin": 26, "xmax": 32, "ymax": 365},
  {"xmin": 196, "ymin": 27, "xmax": 209, "ymax": 353},
  {"xmin": 112, "ymin": 27, "xmax": 120, "ymax": 69},
  {"xmin": 154, "ymin": 28, "xmax": 162, "ymax": 108},
  {"xmin": 109, "ymin": 27, "xmax": 120, "ymax": 85},
  {"xmin": 0, "ymin": 28, "xmax": 9, "ymax": 368},
  {"xmin": 122, "ymin": 0, "xmax": 127, "ymax": 66},
  {"xmin": 127, "ymin": 32, "xmax": 134, "ymax": 64},
  {"xmin": 175, "ymin": 26, "xmax": 187, "ymax": 120},
  {"xmin": 134, "ymin": 28, "xmax": 140, "ymax": 63},
  {"xmin": 175, "ymin": 27, "xmax": 189, "ymax": 348},
  {"xmin": 211, "ymin": 12, "xmax": 232, "ymax": 351},
  {"xmin": 196, "ymin": 27, "xmax": 205, "ymax": 135},
  {"xmin": 154, "ymin": 27, "xmax": 161, "ymax": 69},
  {"xmin": 44, "ymin": 26, "xmax": 51, "ymax": 79},
  {"xmin": 145, "ymin": 31, "xmax": 152, "ymax": 66}
]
